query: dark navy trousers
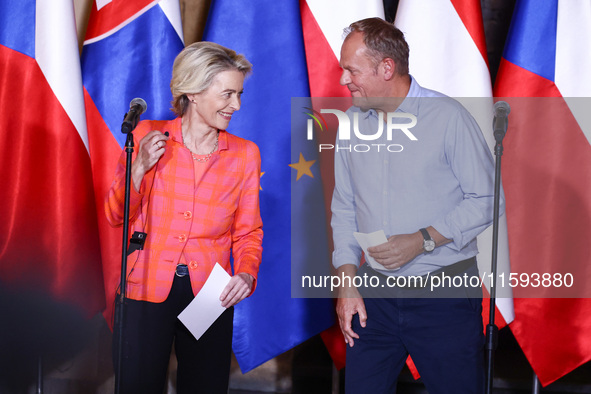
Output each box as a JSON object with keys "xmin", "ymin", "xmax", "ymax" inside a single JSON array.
[{"xmin": 345, "ymin": 263, "xmax": 485, "ymax": 394}]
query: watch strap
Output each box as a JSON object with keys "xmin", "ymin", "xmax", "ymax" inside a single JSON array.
[{"xmin": 419, "ymin": 228, "xmax": 432, "ymax": 241}]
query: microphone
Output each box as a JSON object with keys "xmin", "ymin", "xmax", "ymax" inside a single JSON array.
[
  {"xmin": 493, "ymin": 101, "xmax": 510, "ymax": 142},
  {"xmin": 121, "ymin": 98, "xmax": 147, "ymax": 134}
]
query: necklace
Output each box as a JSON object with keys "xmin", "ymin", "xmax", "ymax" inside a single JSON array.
[{"xmin": 183, "ymin": 132, "xmax": 219, "ymax": 162}]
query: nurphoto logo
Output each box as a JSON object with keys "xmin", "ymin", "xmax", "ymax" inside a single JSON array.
[{"xmin": 305, "ymin": 108, "xmax": 418, "ymax": 153}]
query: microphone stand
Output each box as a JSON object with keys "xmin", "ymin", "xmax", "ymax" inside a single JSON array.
[
  {"xmin": 114, "ymin": 125, "xmax": 137, "ymax": 394},
  {"xmin": 485, "ymin": 110, "xmax": 508, "ymax": 394}
]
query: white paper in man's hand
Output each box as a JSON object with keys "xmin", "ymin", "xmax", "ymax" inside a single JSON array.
[
  {"xmin": 178, "ymin": 263, "xmax": 231, "ymax": 341},
  {"xmin": 353, "ymin": 230, "xmax": 400, "ymax": 271}
]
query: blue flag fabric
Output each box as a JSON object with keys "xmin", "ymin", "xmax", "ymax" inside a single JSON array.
[
  {"xmin": 204, "ymin": 0, "xmax": 335, "ymax": 372},
  {"xmin": 502, "ymin": 0, "xmax": 557, "ymax": 82},
  {"xmin": 82, "ymin": 3, "xmax": 184, "ymax": 147}
]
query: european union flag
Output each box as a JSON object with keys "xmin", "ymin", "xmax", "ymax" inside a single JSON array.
[{"xmin": 205, "ymin": 0, "xmax": 335, "ymax": 372}]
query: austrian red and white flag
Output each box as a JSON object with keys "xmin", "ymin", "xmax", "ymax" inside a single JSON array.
[
  {"xmin": 300, "ymin": 0, "xmax": 385, "ymax": 370},
  {"xmin": 395, "ymin": 0, "xmax": 515, "ymax": 328},
  {"xmin": 301, "ymin": 0, "xmax": 384, "ymax": 98}
]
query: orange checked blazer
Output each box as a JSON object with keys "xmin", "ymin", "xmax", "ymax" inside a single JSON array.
[{"xmin": 105, "ymin": 118, "xmax": 263, "ymax": 303}]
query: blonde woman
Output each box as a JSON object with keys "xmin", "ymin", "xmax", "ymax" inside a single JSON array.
[{"xmin": 106, "ymin": 42, "xmax": 263, "ymax": 393}]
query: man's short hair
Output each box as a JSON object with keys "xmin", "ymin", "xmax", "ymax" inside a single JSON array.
[
  {"xmin": 170, "ymin": 41, "xmax": 252, "ymax": 117},
  {"xmin": 344, "ymin": 18, "xmax": 410, "ymax": 76}
]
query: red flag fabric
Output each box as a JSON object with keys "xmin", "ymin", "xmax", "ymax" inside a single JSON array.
[
  {"xmin": 0, "ymin": 0, "xmax": 104, "ymax": 317},
  {"xmin": 394, "ymin": 2, "xmax": 515, "ymax": 379},
  {"xmin": 300, "ymin": 0, "xmax": 385, "ymax": 370}
]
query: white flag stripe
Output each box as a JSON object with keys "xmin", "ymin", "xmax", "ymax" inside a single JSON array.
[
  {"xmin": 96, "ymin": 0, "xmax": 112, "ymax": 11},
  {"xmin": 395, "ymin": 0, "xmax": 491, "ymax": 97},
  {"xmin": 477, "ymin": 216, "xmax": 514, "ymax": 321},
  {"xmin": 84, "ymin": 1, "xmax": 158, "ymax": 45},
  {"xmin": 36, "ymin": 0, "xmax": 89, "ymax": 151},
  {"xmin": 555, "ymin": 1, "xmax": 591, "ymax": 144},
  {"xmin": 305, "ymin": 0, "xmax": 384, "ymax": 61},
  {"xmin": 158, "ymin": 0, "xmax": 184, "ymax": 44},
  {"xmin": 456, "ymin": 96, "xmax": 514, "ymax": 323}
]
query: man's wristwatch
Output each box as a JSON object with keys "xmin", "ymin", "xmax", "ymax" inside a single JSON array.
[{"xmin": 420, "ymin": 228, "xmax": 436, "ymax": 253}]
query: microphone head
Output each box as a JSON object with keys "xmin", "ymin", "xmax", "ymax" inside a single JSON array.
[
  {"xmin": 494, "ymin": 100, "xmax": 511, "ymax": 115},
  {"xmin": 130, "ymin": 98, "xmax": 147, "ymax": 114}
]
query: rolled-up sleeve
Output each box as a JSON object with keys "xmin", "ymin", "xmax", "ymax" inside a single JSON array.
[{"xmin": 431, "ymin": 108, "xmax": 505, "ymax": 250}]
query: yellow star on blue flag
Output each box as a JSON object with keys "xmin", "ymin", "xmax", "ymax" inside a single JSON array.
[{"xmin": 289, "ymin": 153, "xmax": 315, "ymax": 181}]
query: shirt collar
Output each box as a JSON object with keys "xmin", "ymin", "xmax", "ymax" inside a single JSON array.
[
  {"xmin": 396, "ymin": 75, "xmax": 421, "ymax": 117},
  {"xmin": 355, "ymin": 75, "xmax": 423, "ymax": 120}
]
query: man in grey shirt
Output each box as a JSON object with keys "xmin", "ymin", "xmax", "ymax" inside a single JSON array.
[{"xmin": 332, "ymin": 18, "xmax": 499, "ymax": 393}]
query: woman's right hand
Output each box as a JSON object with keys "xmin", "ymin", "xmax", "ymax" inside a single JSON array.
[{"xmin": 132, "ymin": 130, "xmax": 169, "ymax": 191}]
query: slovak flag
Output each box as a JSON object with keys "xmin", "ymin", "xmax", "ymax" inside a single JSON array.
[
  {"xmin": 0, "ymin": 0, "xmax": 104, "ymax": 316},
  {"xmin": 495, "ymin": 0, "xmax": 591, "ymax": 386},
  {"xmin": 81, "ymin": 0, "xmax": 184, "ymax": 324}
]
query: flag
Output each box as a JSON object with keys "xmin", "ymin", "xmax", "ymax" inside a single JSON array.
[
  {"xmin": 300, "ymin": 0, "xmax": 385, "ymax": 370},
  {"xmin": 395, "ymin": 0, "xmax": 515, "ymax": 329},
  {"xmin": 494, "ymin": 0, "xmax": 591, "ymax": 385},
  {"xmin": 81, "ymin": 0, "xmax": 184, "ymax": 325},
  {"xmin": 395, "ymin": 0, "xmax": 491, "ymax": 97},
  {"xmin": 204, "ymin": 0, "xmax": 335, "ymax": 372},
  {"xmin": 0, "ymin": 0, "xmax": 104, "ymax": 316},
  {"xmin": 393, "ymin": 0, "xmax": 515, "ymax": 380},
  {"xmin": 301, "ymin": 0, "xmax": 384, "ymax": 98}
]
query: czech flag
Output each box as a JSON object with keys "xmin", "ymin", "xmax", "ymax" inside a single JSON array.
[{"xmin": 495, "ymin": 0, "xmax": 591, "ymax": 386}]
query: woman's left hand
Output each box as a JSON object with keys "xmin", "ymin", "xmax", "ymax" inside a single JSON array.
[{"xmin": 220, "ymin": 273, "xmax": 254, "ymax": 308}]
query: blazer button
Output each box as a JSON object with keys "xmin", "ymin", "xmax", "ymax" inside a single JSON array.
[
  {"xmin": 183, "ymin": 211, "xmax": 192, "ymax": 220},
  {"xmin": 189, "ymin": 261, "xmax": 198, "ymax": 269},
  {"xmin": 178, "ymin": 234, "xmax": 187, "ymax": 243}
]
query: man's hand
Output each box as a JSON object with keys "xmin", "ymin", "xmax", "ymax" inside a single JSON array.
[
  {"xmin": 335, "ymin": 264, "xmax": 366, "ymax": 347},
  {"xmin": 337, "ymin": 287, "xmax": 367, "ymax": 347},
  {"xmin": 220, "ymin": 273, "xmax": 254, "ymax": 308},
  {"xmin": 368, "ymin": 227, "xmax": 452, "ymax": 270},
  {"xmin": 368, "ymin": 232, "xmax": 424, "ymax": 270}
]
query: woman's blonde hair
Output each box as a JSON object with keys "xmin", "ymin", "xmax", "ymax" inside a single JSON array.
[{"xmin": 170, "ymin": 41, "xmax": 252, "ymax": 116}]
